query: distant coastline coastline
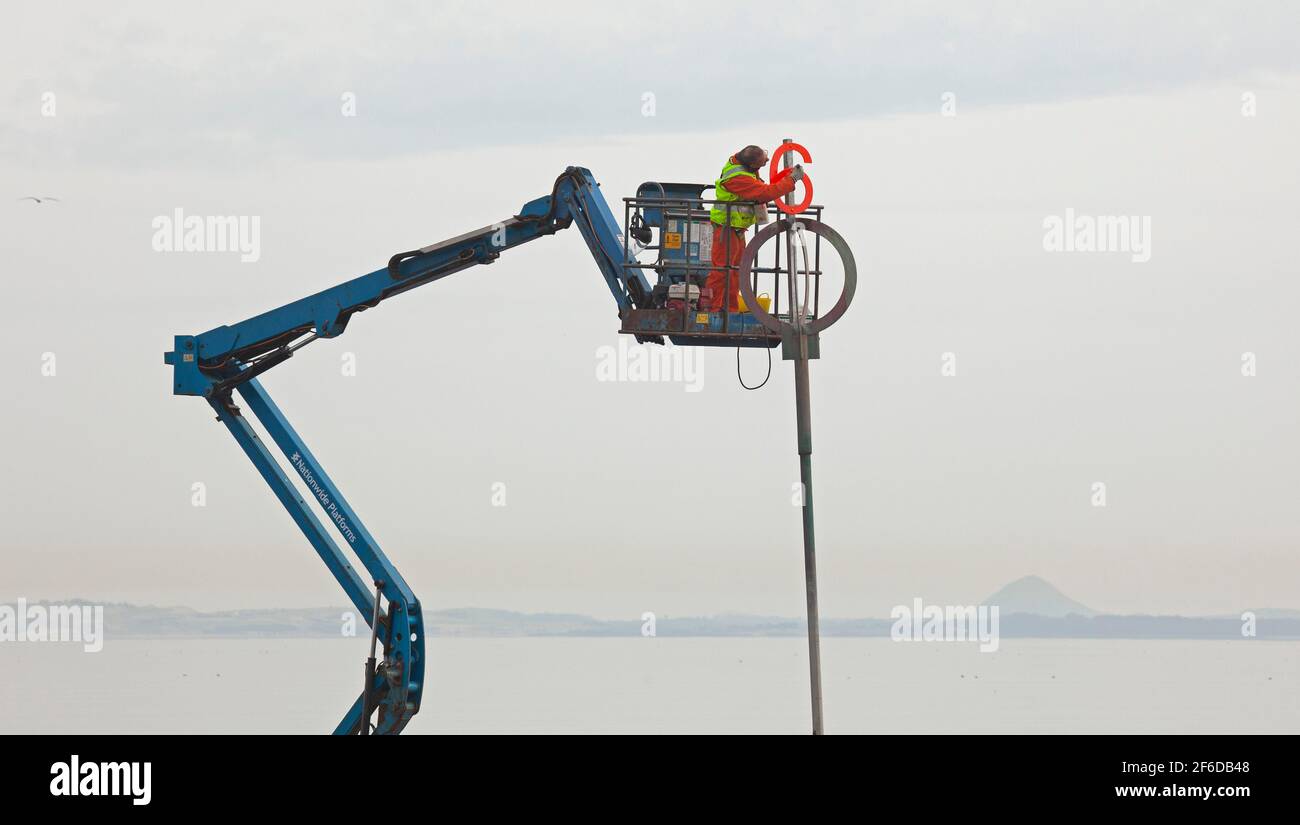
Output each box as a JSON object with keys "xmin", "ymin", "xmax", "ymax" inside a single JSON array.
[{"xmin": 4, "ymin": 602, "xmax": 1297, "ymax": 640}]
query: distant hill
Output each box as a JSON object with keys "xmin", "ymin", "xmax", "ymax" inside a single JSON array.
[
  {"xmin": 983, "ymin": 575, "xmax": 1097, "ymax": 617},
  {"xmin": 6, "ymin": 583, "xmax": 1299, "ymax": 639}
]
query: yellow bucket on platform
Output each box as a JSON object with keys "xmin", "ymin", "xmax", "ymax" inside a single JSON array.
[{"xmin": 737, "ymin": 293, "xmax": 772, "ymax": 314}]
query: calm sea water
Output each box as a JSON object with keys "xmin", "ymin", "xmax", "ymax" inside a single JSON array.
[{"xmin": 3, "ymin": 637, "xmax": 1296, "ymax": 734}]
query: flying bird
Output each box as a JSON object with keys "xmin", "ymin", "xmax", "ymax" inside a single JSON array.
[{"xmin": 17, "ymin": 196, "xmax": 61, "ymax": 204}]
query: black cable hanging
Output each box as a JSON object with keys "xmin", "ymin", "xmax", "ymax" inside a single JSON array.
[{"xmin": 737, "ymin": 345, "xmax": 772, "ymax": 390}]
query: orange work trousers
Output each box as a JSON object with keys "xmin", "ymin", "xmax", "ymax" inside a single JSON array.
[{"xmin": 704, "ymin": 223, "xmax": 749, "ymax": 312}]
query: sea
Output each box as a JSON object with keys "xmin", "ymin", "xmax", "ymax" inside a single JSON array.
[{"xmin": 2, "ymin": 637, "xmax": 1295, "ymax": 734}]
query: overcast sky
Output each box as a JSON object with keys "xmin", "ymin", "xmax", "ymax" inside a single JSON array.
[{"xmin": 2, "ymin": 1, "xmax": 1298, "ymax": 618}]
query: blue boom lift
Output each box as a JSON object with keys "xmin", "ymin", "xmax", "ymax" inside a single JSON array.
[{"xmin": 165, "ymin": 161, "xmax": 853, "ymax": 734}]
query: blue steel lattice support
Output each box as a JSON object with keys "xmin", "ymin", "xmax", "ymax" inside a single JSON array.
[
  {"xmin": 233, "ymin": 377, "xmax": 424, "ymax": 735},
  {"xmin": 206, "ymin": 394, "xmax": 405, "ymax": 733},
  {"xmin": 166, "ymin": 168, "xmax": 651, "ymax": 734}
]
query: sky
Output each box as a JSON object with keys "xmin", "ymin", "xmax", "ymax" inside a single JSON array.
[{"xmin": 2, "ymin": 1, "xmax": 1298, "ymax": 619}]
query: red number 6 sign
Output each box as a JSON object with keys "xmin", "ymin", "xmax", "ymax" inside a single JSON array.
[{"xmin": 769, "ymin": 142, "xmax": 813, "ymax": 215}]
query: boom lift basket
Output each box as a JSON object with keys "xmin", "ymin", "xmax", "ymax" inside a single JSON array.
[{"xmin": 619, "ymin": 183, "xmax": 826, "ymax": 348}]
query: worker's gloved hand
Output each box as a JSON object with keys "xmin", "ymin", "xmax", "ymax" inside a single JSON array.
[{"xmin": 789, "ymin": 164, "xmax": 806, "ymax": 183}]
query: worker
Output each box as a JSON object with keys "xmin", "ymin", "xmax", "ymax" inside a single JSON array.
[{"xmin": 703, "ymin": 145, "xmax": 805, "ymax": 312}]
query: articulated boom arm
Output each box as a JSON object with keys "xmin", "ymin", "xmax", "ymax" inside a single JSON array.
[
  {"xmin": 168, "ymin": 167, "xmax": 645, "ymax": 398},
  {"xmin": 164, "ymin": 167, "xmax": 644, "ymax": 734}
]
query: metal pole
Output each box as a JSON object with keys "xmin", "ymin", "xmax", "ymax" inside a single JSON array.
[
  {"xmin": 360, "ymin": 579, "xmax": 384, "ymax": 735},
  {"xmin": 782, "ymin": 138, "xmax": 824, "ymax": 735},
  {"xmin": 783, "ymin": 140, "xmax": 799, "ymax": 323},
  {"xmin": 794, "ymin": 357, "xmax": 823, "ymax": 735}
]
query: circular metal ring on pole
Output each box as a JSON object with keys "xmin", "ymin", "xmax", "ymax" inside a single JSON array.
[{"xmin": 737, "ymin": 218, "xmax": 857, "ymax": 335}]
